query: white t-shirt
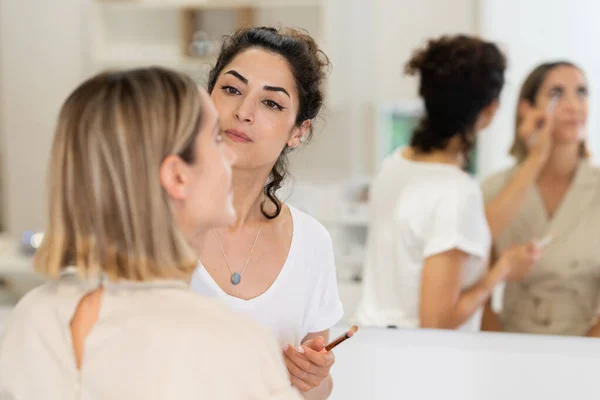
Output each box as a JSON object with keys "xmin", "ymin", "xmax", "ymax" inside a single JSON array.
[
  {"xmin": 354, "ymin": 150, "xmax": 491, "ymax": 331},
  {"xmin": 0, "ymin": 269, "xmax": 301, "ymax": 400},
  {"xmin": 191, "ymin": 204, "xmax": 344, "ymax": 346}
]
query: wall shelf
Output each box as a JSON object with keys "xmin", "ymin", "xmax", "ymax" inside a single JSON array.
[
  {"xmin": 90, "ymin": 0, "xmax": 324, "ymax": 82},
  {"xmin": 96, "ymin": 0, "xmax": 322, "ymax": 11}
]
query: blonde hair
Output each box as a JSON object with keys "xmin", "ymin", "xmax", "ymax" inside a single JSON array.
[
  {"xmin": 510, "ymin": 61, "xmax": 589, "ymax": 163},
  {"xmin": 35, "ymin": 67, "xmax": 203, "ymax": 281}
]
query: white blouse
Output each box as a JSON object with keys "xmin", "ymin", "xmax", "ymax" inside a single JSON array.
[
  {"xmin": 355, "ymin": 151, "xmax": 491, "ymax": 331},
  {"xmin": 0, "ymin": 269, "xmax": 301, "ymax": 400},
  {"xmin": 191, "ymin": 204, "xmax": 344, "ymax": 346}
]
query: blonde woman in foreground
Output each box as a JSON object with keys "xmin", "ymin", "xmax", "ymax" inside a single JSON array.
[{"xmin": 0, "ymin": 67, "xmax": 302, "ymax": 400}]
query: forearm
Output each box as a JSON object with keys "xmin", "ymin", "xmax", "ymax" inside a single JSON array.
[
  {"xmin": 301, "ymin": 375, "xmax": 333, "ymax": 400},
  {"xmin": 485, "ymin": 156, "xmax": 543, "ymax": 240},
  {"xmin": 422, "ymin": 262, "xmax": 506, "ymax": 330},
  {"xmin": 585, "ymin": 318, "xmax": 600, "ymax": 337},
  {"xmin": 481, "ymin": 301, "xmax": 503, "ymax": 332}
]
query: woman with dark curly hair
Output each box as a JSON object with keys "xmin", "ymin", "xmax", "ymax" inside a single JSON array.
[
  {"xmin": 355, "ymin": 35, "xmax": 541, "ymax": 331},
  {"xmin": 189, "ymin": 27, "xmax": 342, "ymax": 398}
]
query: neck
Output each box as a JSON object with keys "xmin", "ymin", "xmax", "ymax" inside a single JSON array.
[
  {"xmin": 409, "ymin": 136, "xmax": 465, "ymax": 167},
  {"xmin": 229, "ymin": 166, "xmax": 272, "ymax": 230},
  {"xmin": 181, "ymin": 223, "xmax": 208, "ymax": 258},
  {"xmin": 539, "ymin": 144, "xmax": 580, "ymax": 182}
]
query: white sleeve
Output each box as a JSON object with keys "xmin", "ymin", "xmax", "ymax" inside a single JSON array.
[
  {"xmin": 306, "ymin": 232, "xmax": 344, "ymax": 334},
  {"xmin": 422, "ymin": 183, "xmax": 490, "ymax": 259}
]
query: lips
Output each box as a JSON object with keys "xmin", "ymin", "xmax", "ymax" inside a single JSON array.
[{"xmin": 224, "ymin": 129, "xmax": 252, "ymax": 143}]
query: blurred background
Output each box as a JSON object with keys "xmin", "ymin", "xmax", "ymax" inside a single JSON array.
[{"xmin": 1, "ymin": 0, "xmax": 599, "ymax": 323}]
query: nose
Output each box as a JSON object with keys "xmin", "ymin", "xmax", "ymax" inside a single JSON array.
[{"xmin": 234, "ymin": 96, "xmax": 255, "ymax": 124}]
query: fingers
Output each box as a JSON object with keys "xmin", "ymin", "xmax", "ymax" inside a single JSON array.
[
  {"xmin": 518, "ymin": 101, "xmax": 554, "ymax": 146},
  {"xmin": 282, "ymin": 348, "xmax": 328, "ymax": 392},
  {"xmin": 302, "ymin": 336, "xmax": 325, "ymax": 351},
  {"xmin": 283, "ymin": 345, "xmax": 331, "ymax": 378},
  {"xmin": 289, "ymin": 375, "xmax": 314, "ymax": 392},
  {"xmin": 283, "ymin": 354, "xmax": 324, "ymax": 389},
  {"xmin": 301, "ymin": 345, "xmax": 334, "ymax": 368},
  {"xmin": 284, "ymin": 345, "xmax": 313, "ymax": 373}
]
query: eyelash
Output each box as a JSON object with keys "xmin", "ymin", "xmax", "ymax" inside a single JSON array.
[
  {"xmin": 219, "ymin": 85, "xmax": 285, "ymax": 111},
  {"xmin": 264, "ymin": 100, "xmax": 284, "ymax": 111},
  {"xmin": 549, "ymin": 88, "xmax": 588, "ymax": 98}
]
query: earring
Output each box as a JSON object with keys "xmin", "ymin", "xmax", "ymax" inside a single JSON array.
[{"xmin": 299, "ymin": 136, "xmax": 306, "ymax": 143}]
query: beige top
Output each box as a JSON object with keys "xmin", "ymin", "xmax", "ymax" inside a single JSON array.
[
  {"xmin": 481, "ymin": 160, "xmax": 600, "ymax": 336},
  {"xmin": 0, "ymin": 269, "xmax": 301, "ymax": 400}
]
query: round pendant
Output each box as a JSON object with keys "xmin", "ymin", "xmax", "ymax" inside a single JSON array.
[{"xmin": 231, "ymin": 272, "xmax": 241, "ymax": 285}]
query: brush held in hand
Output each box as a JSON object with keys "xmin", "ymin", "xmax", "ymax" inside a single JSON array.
[{"xmin": 325, "ymin": 325, "xmax": 358, "ymax": 351}]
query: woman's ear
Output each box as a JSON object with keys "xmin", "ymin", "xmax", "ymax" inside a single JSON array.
[
  {"xmin": 518, "ymin": 100, "xmax": 533, "ymax": 119},
  {"xmin": 476, "ymin": 99, "xmax": 500, "ymax": 131},
  {"xmin": 287, "ymin": 120, "xmax": 311, "ymax": 149},
  {"xmin": 159, "ymin": 154, "xmax": 187, "ymax": 200}
]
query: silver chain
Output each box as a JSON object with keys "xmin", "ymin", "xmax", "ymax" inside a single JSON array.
[{"xmin": 212, "ymin": 217, "xmax": 263, "ymax": 279}]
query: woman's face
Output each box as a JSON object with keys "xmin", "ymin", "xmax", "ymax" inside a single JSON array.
[
  {"xmin": 168, "ymin": 88, "xmax": 236, "ymax": 241},
  {"xmin": 535, "ymin": 65, "xmax": 588, "ymax": 144},
  {"xmin": 210, "ymin": 48, "xmax": 308, "ymax": 172}
]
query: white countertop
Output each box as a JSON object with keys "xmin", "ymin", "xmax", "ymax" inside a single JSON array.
[{"xmin": 328, "ymin": 326, "xmax": 600, "ymax": 399}]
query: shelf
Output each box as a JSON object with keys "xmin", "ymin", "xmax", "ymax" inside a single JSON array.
[
  {"xmin": 96, "ymin": 0, "xmax": 321, "ymax": 10},
  {"xmin": 93, "ymin": 54, "xmax": 216, "ymax": 71}
]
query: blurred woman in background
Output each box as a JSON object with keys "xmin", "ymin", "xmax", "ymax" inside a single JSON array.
[
  {"xmin": 355, "ymin": 35, "xmax": 540, "ymax": 331},
  {"xmin": 481, "ymin": 61, "xmax": 600, "ymax": 337}
]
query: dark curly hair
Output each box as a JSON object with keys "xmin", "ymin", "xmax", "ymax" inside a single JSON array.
[
  {"xmin": 405, "ymin": 35, "xmax": 506, "ymax": 162},
  {"xmin": 207, "ymin": 26, "xmax": 330, "ymax": 219}
]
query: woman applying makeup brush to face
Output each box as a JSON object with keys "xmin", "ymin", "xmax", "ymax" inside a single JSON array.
[
  {"xmin": 188, "ymin": 27, "xmax": 343, "ymax": 399},
  {"xmin": 481, "ymin": 61, "xmax": 600, "ymax": 337}
]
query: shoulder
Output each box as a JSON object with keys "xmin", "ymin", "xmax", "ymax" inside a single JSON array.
[
  {"xmin": 150, "ymin": 291, "xmax": 284, "ymax": 362},
  {"xmin": 147, "ymin": 289, "xmax": 263, "ymax": 333},
  {"xmin": 480, "ymin": 167, "xmax": 516, "ymax": 199},
  {"xmin": 584, "ymin": 159, "xmax": 600, "ymax": 183},
  {"xmin": 426, "ymin": 170, "xmax": 483, "ymax": 207},
  {"xmin": 0, "ymin": 278, "xmax": 79, "ymax": 355},
  {"xmin": 3, "ymin": 280, "xmax": 64, "ymax": 327},
  {"xmin": 286, "ymin": 203, "xmax": 332, "ymax": 246}
]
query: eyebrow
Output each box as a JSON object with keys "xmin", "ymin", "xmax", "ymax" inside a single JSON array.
[
  {"xmin": 224, "ymin": 70, "xmax": 290, "ymax": 98},
  {"xmin": 225, "ymin": 70, "xmax": 247, "ymax": 85},
  {"xmin": 264, "ymin": 85, "xmax": 290, "ymax": 98}
]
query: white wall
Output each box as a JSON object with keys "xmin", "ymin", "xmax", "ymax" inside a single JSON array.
[
  {"xmin": 372, "ymin": 0, "xmax": 478, "ymax": 102},
  {"xmin": 294, "ymin": 0, "xmax": 479, "ymax": 179},
  {"xmin": 5, "ymin": 0, "xmax": 598, "ymax": 233},
  {"xmin": 0, "ymin": 0, "xmax": 90, "ymax": 235},
  {"xmin": 478, "ymin": 0, "xmax": 600, "ymax": 179}
]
